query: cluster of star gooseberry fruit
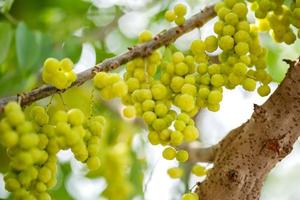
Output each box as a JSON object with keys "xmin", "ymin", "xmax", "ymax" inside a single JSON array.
[
  {"xmin": 93, "ymin": 1, "xmax": 275, "ymax": 199},
  {"xmin": 42, "ymin": 58, "xmax": 76, "ymax": 89},
  {"xmin": 253, "ymin": 0, "xmax": 300, "ymax": 44},
  {"xmin": 0, "ymin": 102, "xmax": 105, "ymax": 200}
]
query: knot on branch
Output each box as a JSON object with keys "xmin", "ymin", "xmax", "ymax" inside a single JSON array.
[
  {"xmin": 17, "ymin": 93, "xmax": 26, "ymax": 105},
  {"xmin": 260, "ymin": 135, "xmax": 289, "ymax": 159},
  {"xmin": 253, "ymin": 104, "xmax": 267, "ymax": 123},
  {"xmin": 226, "ymin": 169, "xmax": 240, "ymax": 183},
  {"xmin": 175, "ymin": 27, "xmax": 184, "ymax": 34},
  {"xmin": 153, "ymin": 35, "xmax": 160, "ymax": 41},
  {"xmin": 283, "ymin": 59, "xmax": 296, "ymax": 66},
  {"xmin": 108, "ymin": 60, "xmax": 120, "ymax": 70},
  {"xmin": 92, "ymin": 66, "xmax": 100, "ymax": 74},
  {"xmin": 279, "ymin": 145, "xmax": 293, "ymax": 160},
  {"xmin": 140, "ymin": 46, "xmax": 153, "ymax": 57},
  {"xmin": 260, "ymin": 138, "xmax": 281, "ymax": 157}
]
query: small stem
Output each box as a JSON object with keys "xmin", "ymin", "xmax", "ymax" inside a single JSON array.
[
  {"xmin": 58, "ymin": 93, "xmax": 67, "ymax": 110},
  {"xmin": 3, "ymin": 12, "xmax": 18, "ymax": 25},
  {"xmin": 89, "ymin": 88, "xmax": 96, "ymax": 117},
  {"xmin": 46, "ymin": 95, "xmax": 54, "ymax": 111}
]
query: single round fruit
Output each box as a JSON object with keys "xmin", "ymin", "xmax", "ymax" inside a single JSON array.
[
  {"xmin": 181, "ymin": 192, "xmax": 199, "ymax": 200},
  {"xmin": 162, "ymin": 147, "xmax": 176, "ymax": 160}
]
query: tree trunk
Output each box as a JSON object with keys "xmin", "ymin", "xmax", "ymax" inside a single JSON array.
[{"xmin": 197, "ymin": 59, "xmax": 300, "ymax": 200}]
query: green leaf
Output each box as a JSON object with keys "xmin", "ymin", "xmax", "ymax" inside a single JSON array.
[
  {"xmin": 0, "ymin": 145, "xmax": 9, "ymax": 173},
  {"xmin": 94, "ymin": 42, "xmax": 115, "ymax": 63},
  {"xmin": 15, "ymin": 22, "xmax": 40, "ymax": 70},
  {"xmin": 0, "ymin": 71, "xmax": 26, "ymax": 97},
  {"xmin": 62, "ymin": 36, "xmax": 82, "ymax": 62},
  {"xmin": 50, "ymin": 163, "xmax": 73, "ymax": 200},
  {"xmin": 0, "ymin": 22, "xmax": 12, "ymax": 64},
  {"xmin": 128, "ymin": 150, "xmax": 145, "ymax": 198},
  {"xmin": 0, "ymin": 0, "xmax": 14, "ymax": 13},
  {"xmin": 29, "ymin": 32, "xmax": 54, "ymax": 73}
]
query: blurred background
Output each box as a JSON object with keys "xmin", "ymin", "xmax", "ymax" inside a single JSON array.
[{"xmin": 0, "ymin": 0, "xmax": 300, "ymax": 199}]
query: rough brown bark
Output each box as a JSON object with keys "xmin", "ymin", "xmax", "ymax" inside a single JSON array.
[
  {"xmin": 196, "ymin": 59, "xmax": 300, "ymax": 200},
  {"xmin": 0, "ymin": 5, "xmax": 216, "ymax": 113}
]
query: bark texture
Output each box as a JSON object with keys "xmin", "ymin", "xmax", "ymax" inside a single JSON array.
[{"xmin": 196, "ymin": 59, "xmax": 300, "ymax": 200}]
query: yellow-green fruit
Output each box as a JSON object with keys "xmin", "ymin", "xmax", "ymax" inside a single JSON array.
[
  {"xmin": 175, "ymin": 62, "xmax": 189, "ymax": 76},
  {"xmin": 43, "ymin": 58, "xmax": 60, "ymax": 73},
  {"xmin": 218, "ymin": 35, "xmax": 234, "ymax": 50},
  {"xmin": 174, "ymin": 120, "xmax": 186, "ymax": 131},
  {"xmin": 172, "ymin": 52, "xmax": 185, "ymax": 64},
  {"xmin": 155, "ymin": 103, "xmax": 168, "ymax": 117},
  {"xmin": 112, "ymin": 80, "xmax": 128, "ymax": 97},
  {"xmin": 167, "ymin": 167, "xmax": 183, "ymax": 178},
  {"xmin": 93, "ymin": 72, "xmax": 109, "ymax": 89},
  {"xmin": 37, "ymin": 192, "xmax": 51, "ymax": 200},
  {"xmin": 143, "ymin": 111, "xmax": 157, "ymax": 124},
  {"xmin": 60, "ymin": 58, "xmax": 73, "ymax": 71},
  {"xmin": 204, "ymin": 35, "xmax": 218, "ymax": 52},
  {"xmin": 181, "ymin": 192, "xmax": 199, "ymax": 200},
  {"xmin": 183, "ymin": 125, "xmax": 199, "ymax": 142},
  {"xmin": 52, "ymin": 110, "xmax": 68, "ymax": 123},
  {"xmin": 258, "ymin": 85, "xmax": 271, "ymax": 97},
  {"xmin": 174, "ymin": 3, "xmax": 187, "ymax": 16},
  {"xmin": 176, "ymin": 150, "xmax": 189, "ymax": 162},
  {"xmin": 192, "ymin": 165, "xmax": 207, "ymax": 176},
  {"xmin": 242, "ymin": 78, "xmax": 256, "ymax": 91},
  {"xmin": 19, "ymin": 133, "xmax": 39, "ymax": 149},
  {"xmin": 1, "ymin": 131, "xmax": 18, "ymax": 148},
  {"xmin": 175, "ymin": 16, "xmax": 185, "ymax": 25},
  {"xmin": 139, "ymin": 30, "xmax": 153, "ymax": 43},
  {"xmin": 162, "ymin": 147, "xmax": 176, "ymax": 160},
  {"xmin": 176, "ymin": 94, "xmax": 195, "ymax": 112},
  {"xmin": 5, "ymin": 178, "xmax": 20, "ymax": 192},
  {"xmin": 177, "ymin": 113, "xmax": 190, "ymax": 123},
  {"xmin": 152, "ymin": 118, "xmax": 167, "ymax": 131},
  {"xmin": 151, "ymin": 83, "xmax": 168, "ymax": 100},
  {"xmin": 207, "ymin": 90, "xmax": 222, "ymax": 105},
  {"xmin": 38, "ymin": 167, "xmax": 52, "ymax": 183},
  {"xmin": 148, "ymin": 131, "xmax": 160, "ymax": 145},
  {"xmin": 123, "ymin": 106, "xmax": 136, "ymax": 118},
  {"xmin": 159, "ymin": 129, "xmax": 171, "ymax": 141},
  {"xmin": 165, "ymin": 10, "xmax": 176, "ymax": 22},
  {"xmin": 6, "ymin": 110, "xmax": 25, "ymax": 126},
  {"xmin": 87, "ymin": 156, "xmax": 101, "ymax": 170},
  {"xmin": 191, "ymin": 39, "xmax": 205, "ymax": 55},
  {"xmin": 171, "ymin": 76, "xmax": 185, "ymax": 93},
  {"xmin": 42, "ymin": 57, "xmax": 76, "ymax": 89},
  {"xmin": 68, "ymin": 108, "xmax": 85, "ymax": 126},
  {"xmin": 170, "ymin": 131, "xmax": 184, "ymax": 146}
]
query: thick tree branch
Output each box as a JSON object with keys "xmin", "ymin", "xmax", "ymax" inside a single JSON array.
[
  {"xmin": 196, "ymin": 59, "xmax": 300, "ymax": 200},
  {"xmin": 0, "ymin": 5, "xmax": 216, "ymax": 113}
]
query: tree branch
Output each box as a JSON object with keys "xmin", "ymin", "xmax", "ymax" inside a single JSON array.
[
  {"xmin": 196, "ymin": 59, "xmax": 300, "ymax": 200},
  {"xmin": 181, "ymin": 143, "xmax": 219, "ymax": 163},
  {"xmin": 0, "ymin": 5, "xmax": 216, "ymax": 113}
]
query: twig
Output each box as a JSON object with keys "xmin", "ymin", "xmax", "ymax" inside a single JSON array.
[
  {"xmin": 3, "ymin": 12, "xmax": 18, "ymax": 25},
  {"xmin": 180, "ymin": 143, "xmax": 219, "ymax": 163}
]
